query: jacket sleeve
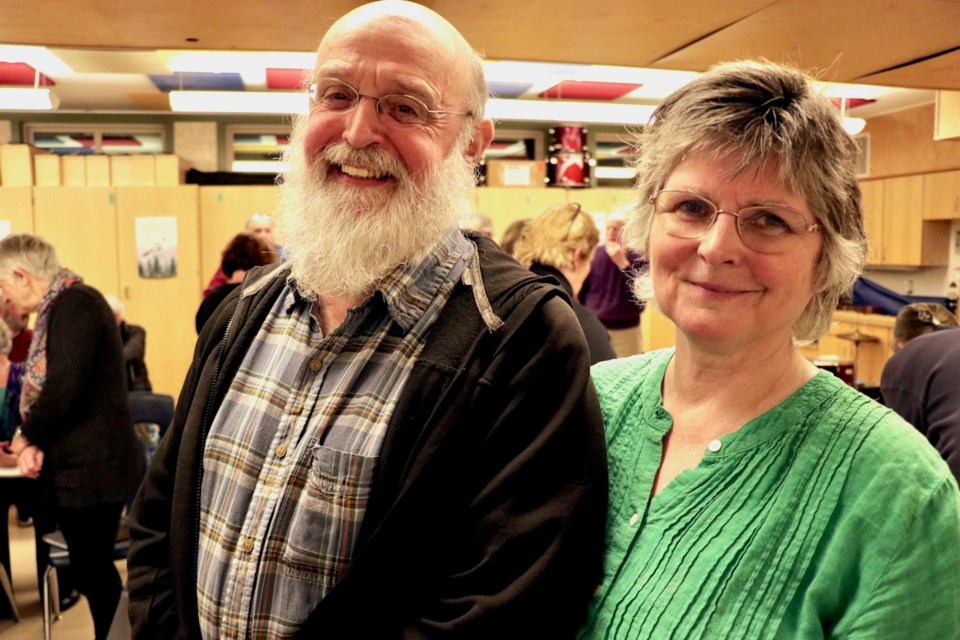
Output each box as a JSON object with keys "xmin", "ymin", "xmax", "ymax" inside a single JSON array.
[
  {"xmin": 404, "ymin": 295, "xmax": 608, "ymax": 638},
  {"xmin": 126, "ymin": 312, "xmax": 227, "ymax": 640}
]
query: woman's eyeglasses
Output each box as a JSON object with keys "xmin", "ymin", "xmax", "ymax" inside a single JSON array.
[{"xmin": 650, "ymin": 189, "xmax": 820, "ymax": 255}]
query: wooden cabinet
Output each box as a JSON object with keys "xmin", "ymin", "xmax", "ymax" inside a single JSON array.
[
  {"xmin": 117, "ymin": 186, "xmax": 201, "ymax": 397},
  {"xmin": 0, "ymin": 187, "xmax": 34, "ymax": 234},
  {"xmin": 199, "ymin": 185, "xmax": 281, "ymax": 284},
  {"xmin": 922, "ymin": 170, "xmax": 960, "ymax": 219},
  {"xmin": 33, "ymin": 187, "xmax": 120, "ymax": 296},
  {"xmin": 859, "ymin": 176, "xmax": 949, "ymax": 266}
]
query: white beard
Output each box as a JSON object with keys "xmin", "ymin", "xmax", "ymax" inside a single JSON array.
[{"xmin": 278, "ymin": 118, "xmax": 476, "ymax": 301}]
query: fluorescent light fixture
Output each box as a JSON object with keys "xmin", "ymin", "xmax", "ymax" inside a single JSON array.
[
  {"xmin": 486, "ymin": 98, "xmax": 655, "ymax": 125},
  {"xmin": 232, "ymin": 160, "xmax": 289, "ymax": 174},
  {"xmin": 842, "ymin": 117, "xmax": 867, "ymax": 136},
  {"xmin": 593, "ymin": 166, "xmax": 637, "ymax": 180},
  {"xmin": 0, "ymin": 45, "xmax": 73, "ymax": 75},
  {"xmin": 169, "ymin": 90, "xmax": 308, "ymax": 114},
  {"xmin": 0, "ymin": 88, "xmax": 60, "ymax": 110}
]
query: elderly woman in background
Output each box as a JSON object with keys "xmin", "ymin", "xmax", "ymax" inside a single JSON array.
[
  {"xmin": 0, "ymin": 234, "xmax": 140, "ymax": 640},
  {"xmin": 578, "ymin": 62, "xmax": 960, "ymax": 639},
  {"xmin": 514, "ymin": 203, "xmax": 616, "ymax": 364}
]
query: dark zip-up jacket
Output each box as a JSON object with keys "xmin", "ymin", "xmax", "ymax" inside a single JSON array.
[{"xmin": 127, "ymin": 235, "xmax": 608, "ymax": 639}]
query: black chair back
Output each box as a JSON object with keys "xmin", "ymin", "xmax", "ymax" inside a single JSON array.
[{"xmin": 128, "ymin": 391, "xmax": 175, "ymax": 437}]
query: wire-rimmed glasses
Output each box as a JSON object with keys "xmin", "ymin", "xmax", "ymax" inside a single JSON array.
[
  {"xmin": 650, "ymin": 189, "xmax": 820, "ymax": 254},
  {"xmin": 308, "ymin": 77, "xmax": 473, "ymax": 126}
]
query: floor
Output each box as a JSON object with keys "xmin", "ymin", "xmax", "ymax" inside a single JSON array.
[{"xmin": 0, "ymin": 508, "xmax": 128, "ymax": 639}]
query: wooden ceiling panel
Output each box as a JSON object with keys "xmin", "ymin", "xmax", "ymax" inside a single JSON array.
[
  {"xmin": 858, "ymin": 49, "xmax": 960, "ymax": 90},
  {"xmin": 650, "ymin": 0, "xmax": 960, "ymax": 84},
  {"xmin": 434, "ymin": 0, "xmax": 771, "ymax": 67}
]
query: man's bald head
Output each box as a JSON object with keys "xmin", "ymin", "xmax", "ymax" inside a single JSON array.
[{"xmin": 318, "ymin": 0, "xmax": 487, "ymax": 120}]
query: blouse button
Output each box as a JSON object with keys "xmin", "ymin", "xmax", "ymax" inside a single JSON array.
[
  {"xmin": 629, "ymin": 513, "xmax": 639, "ymax": 527},
  {"xmin": 708, "ymin": 439, "xmax": 722, "ymax": 453},
  {"xmin": 308, "ymin": 358, "xmax": 323, "ymax": 372},
  {"xmin": 275, "ymin": 444, "xmax": 287, "ymax": 458},
  {"xmin": 241, "ymin": 538, "xmax": 255, "ymax": 553}
]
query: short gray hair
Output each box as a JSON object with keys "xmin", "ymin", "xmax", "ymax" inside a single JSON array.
[
  {"xmin": 625, "ymin": 60, "xmax": 868, "ymax": 342},
  {"xmin": 0, "ymin": 234, "xmax": 62, "ymax": 282}
]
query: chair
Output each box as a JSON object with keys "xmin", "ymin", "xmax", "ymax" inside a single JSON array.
[{"xmin": 41, "ymin": 392, "xmax": 175, "ymax": 639}]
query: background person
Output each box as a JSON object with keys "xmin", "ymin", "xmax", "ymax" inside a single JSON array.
[
  {"xmin": 461, "ymin": 211, "xmax": 494, "ymax": 237},
  {"xmin": 579, "ymin": 209, "xmax": 646, "ymax": 357},
  {"xmin": 106, "ymin": 294, "xmax": 153, "ymax": 392},
  {"xmin": 881, "ymin": 325, "xmax": 960, "ymax": 482},
  {"xmin": 0, "ymin": 233, "xmax": 141, "ymax": 640},
  {"xmin": 578, "ymin": 61, "xmax": 960, "ymax": 639},
  {"xmin": 195, "ymin": 232, "xmax": 277, "ymax": 333},
  {"xmin": 127, "ymin": 3, "xmax": 607, "ymax": 638},
  {"xmin": 0, "ymin": 298, "xmax": 32, "ymax": 364},
  {"xmin": 514, "ymin": 203, "xmax": 616, "ymax": 364},
  {"xmin": 890, "ymin": 301, "xmax": 958, "ymax": 350},
  {"xmin": 498, "ymin": 217, "xmax": 528, "ymax": 257},
  {"xmin": 203, "ymin": 213, "xmax": 285, "ymax": 296}
]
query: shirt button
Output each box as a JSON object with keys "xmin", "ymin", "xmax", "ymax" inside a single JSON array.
[
  {"xmin": 241, "ymin": 538, "xmax": 254, "ymax": 553},
  {"xmin": 629, "ymin": 513, "xmax": 639, "ymax": 527},
  {"xmin": 308, "ymin": 358, "xmax": 322, "ymax": 372},
  {"xmin": 275, "ymin": 444, "xmax": 287, "ymax": 458},
  {"xmin": 708, "ymin": 439, "xmax": 722, "ymax": 453}
]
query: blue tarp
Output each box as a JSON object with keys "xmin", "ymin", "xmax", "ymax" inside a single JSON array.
[{"xmin": 851, "ymin": 277, "xmax": 948, "ymax": 316}]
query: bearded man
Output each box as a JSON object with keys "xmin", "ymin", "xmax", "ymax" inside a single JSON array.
[{"xmin": 126, "ymin": 2, "xmax": 607, "ymax": 638}]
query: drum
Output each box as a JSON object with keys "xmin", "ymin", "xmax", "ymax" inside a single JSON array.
[{"xmin": 812, "ymin": 355, "xmax": 856, "ymax": 387}]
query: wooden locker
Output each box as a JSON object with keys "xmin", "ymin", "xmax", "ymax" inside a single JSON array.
[{"xmin": 116, "ymin": 185, "xmax": 201, "ymax": 397}]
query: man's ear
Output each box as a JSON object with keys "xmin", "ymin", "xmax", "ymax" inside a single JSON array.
[{"xmin": 464, "ymin": 118, "xmax": 495, "ymax": 163}]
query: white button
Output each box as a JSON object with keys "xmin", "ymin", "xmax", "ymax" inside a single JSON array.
[
  {"xmin": 629, "ymin": 513, "xmax": 639, "ymax": 527},
  {"xmin": 708, "ymin": 439, "xmax": 722, "ymax": 453}
]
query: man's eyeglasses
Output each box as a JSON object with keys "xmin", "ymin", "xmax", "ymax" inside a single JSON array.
[
  {"xmin": 650, "ymin": 189, "xmax": 820, "ymax": 255},
  {"xmin": 308, "ymin": 78, "xmax": 473, "ymax": 126}
]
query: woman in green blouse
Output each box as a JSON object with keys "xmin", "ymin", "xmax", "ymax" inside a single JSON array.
[{"xmin": 578, "ymin": 61, "xmax": 960, "ymax": 639}]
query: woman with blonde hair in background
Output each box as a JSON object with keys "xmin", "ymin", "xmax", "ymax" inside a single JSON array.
[{"xmin": 514, "ymin": 203, "xmax": 615, "ymax": 365}]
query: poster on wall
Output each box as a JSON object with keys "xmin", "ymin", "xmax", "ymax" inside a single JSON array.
[
  {"xmin": 136, "ymin": 216, "xmax": 178, "ymax": 278},
  {"xmin": 0, "ymin": 220, "xmax": 10, "ymax": 240}
]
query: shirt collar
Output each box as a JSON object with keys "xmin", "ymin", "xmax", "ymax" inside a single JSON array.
[{"xmin": 281, "ymin": 229, "xmax": 475, "ymax": 333}]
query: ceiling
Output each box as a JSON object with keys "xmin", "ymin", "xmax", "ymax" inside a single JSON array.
[{"xmin": 2, "ymin": 0, "xmax": 960, "ymax": 118}]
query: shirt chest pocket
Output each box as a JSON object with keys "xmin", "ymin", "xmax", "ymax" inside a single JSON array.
[{"xmin": 281, "ymin": 445, "xmax": 379, "ymax": 586}]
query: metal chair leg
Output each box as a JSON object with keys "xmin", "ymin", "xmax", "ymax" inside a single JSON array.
[{"xmin": 43, "ymin": 565, "xmax": 61, "ymax": 640}]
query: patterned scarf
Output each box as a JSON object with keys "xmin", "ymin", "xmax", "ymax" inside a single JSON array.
[{"xmin": 20, "ymin": 268, "xmax": 84, "ymax": 420}]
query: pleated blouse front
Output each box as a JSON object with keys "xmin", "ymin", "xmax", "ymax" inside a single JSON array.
[{"xmin": 579, "ymin": 349, "xmax": 960, "ymax": 640}]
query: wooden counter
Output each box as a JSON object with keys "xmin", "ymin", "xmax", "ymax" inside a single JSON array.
[{"xmin": 798, "ymin": 311, "xmax": 895, "ymax": 387}]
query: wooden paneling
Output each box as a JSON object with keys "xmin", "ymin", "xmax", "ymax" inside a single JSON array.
[
  {"xmin": 33, "ymin": 187, "xmax": 119, "ymax": 296},
  {"xmin": 922, "ymin": 170, "xmax": 960, "ymax": 219},
  {"xmin": 475, "ymin": 187, "xmax": 568, "ymax": 246},
  {"xmin": 199, "ymin": 185, "xmax": 281, "ymax": 285},
  {"xmin": 866, "ymin": 104, "xmax": 960, "ymax": 178},
  {"xmin": 116, "ymin": 186, "xmax": 201, "ymax": 397},
  {"xmin": 0, "ymin": 187, "xmax": 34, "ymax": 234}
]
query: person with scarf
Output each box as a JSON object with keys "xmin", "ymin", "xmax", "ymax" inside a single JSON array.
[{"xmin": 0, "ymin": 233, "xmax": 140, "ymax": 640}]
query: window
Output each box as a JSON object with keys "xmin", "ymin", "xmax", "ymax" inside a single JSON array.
[
  {"xmin": 226, "ymin": 125, "xmax": 291, "ymax": 174},
  {"xmin": 592, "ymin": 132, "xmax": 637, "ymax": 187},
  {"xmin": 25, "ymin": 123, "xmax": 165, "ymax": 155}
]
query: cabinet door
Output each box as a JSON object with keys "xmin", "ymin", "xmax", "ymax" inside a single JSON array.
[
  {"xmin": 881, "ymin": 175, "xmax": 924, "ymax": 265},
  {"xmin": 475, "ymin": 187, "xmax": 568, "ymax": 245},
  {"xmin": 199, "ymin": 185, "xmax": 281, "ymax": 283},
  {"xmin": 922, "ymin": 170, "xmax": 960, "ymax": 220},
  {"xmin": 33, "ymin": 187, "xmax": 120, "ymax": 295},
  {"xmin": 859, "ymin": 179, "xmax": 884, "ymax": 264},
  {"xmin": 573, "ymin": 188, "xmax": 636, "ymax": 218},
  {"xmin": 116, "ymin": 186, "xmax": 201, "ymax": 397},
  {"xmin": 0, "ymin": 187, "xmax": 34, "ymax": 234}
]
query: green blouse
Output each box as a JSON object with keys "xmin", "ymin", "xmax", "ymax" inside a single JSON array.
[{"xmin": 579, "ymin": 349, "xmax": 960, "ymax": 639}]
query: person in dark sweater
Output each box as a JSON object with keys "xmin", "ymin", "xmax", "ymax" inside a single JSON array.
[
  {"xmin": 195, "ymin": 232, "xmax": 277, "ymax": 333},
  {"xmin": 0, "ymin": 233, "xmax": 140, "ymax": 640},
  {"xmin": 514, "ymin": 202, "xmax": 616, "ymax": 364},
  {"xmin": 881, "ymin": 326, "xmax": 960, "ymax": 482},
  {"xmin": 579, "ymin": 210, "xmax": 647, "ymax": 357}
]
